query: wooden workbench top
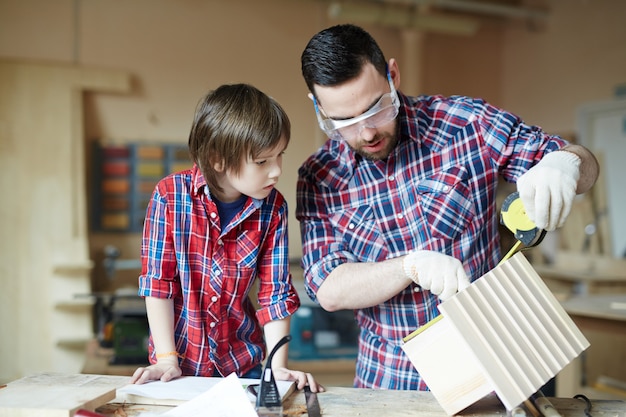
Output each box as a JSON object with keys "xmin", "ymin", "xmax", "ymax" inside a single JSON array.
[
  {"xmin": 97, "ymin": 385, "xmax": 626, "ymax": 417},
  {"xmin": 561, "ymin": 294, "xmax": 626, "ymax": 322},
  {"xmin": 3, "ymin": 373, "xmax": 623, "ymax": 416}
]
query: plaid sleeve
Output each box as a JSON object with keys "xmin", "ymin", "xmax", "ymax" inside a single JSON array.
[
  {"xmin": 255, "ymin": 194, "xmax": 300, "ymax": 326},
  {"xmin": 296, "ymin": 149, "xmax": 362, "ymax": 304},
  {"xmin": 472, "ymin": 97, "xmax": 569, "ymax": 182},
  {"xmin": 138, "ymin": 180, "xmax": 181, "ymax": 299}
]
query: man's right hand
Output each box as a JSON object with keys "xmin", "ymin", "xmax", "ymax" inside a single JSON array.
[{"xmin": 402, "ymin": 250, "xmax": 470, "ymax": 301}]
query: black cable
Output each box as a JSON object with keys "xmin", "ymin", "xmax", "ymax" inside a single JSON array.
[{"xmin": 573, "ymin": 394, "xmax": 592, "ymax": 417}]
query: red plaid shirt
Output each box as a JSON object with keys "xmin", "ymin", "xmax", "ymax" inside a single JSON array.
[
  {"xmin": 139, "ymin": 165, "xmax": 300, "ymax": 377},
  {"xmin": 296, "ymin": 93, "xmax": 568, "ymax": 389}
]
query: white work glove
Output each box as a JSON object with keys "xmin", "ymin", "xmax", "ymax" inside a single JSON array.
[
  {"xmin": 402, "ymin": 250, "xmax": 471, "ymax": 301},
  {"xmin": 516, "ymin": 151, "xmax": 581, "ymax": 231}
]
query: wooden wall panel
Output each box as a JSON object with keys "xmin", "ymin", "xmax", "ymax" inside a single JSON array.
[{"xmin": 0, "ymin": 60, "xmax": 130, "ymax": 383}]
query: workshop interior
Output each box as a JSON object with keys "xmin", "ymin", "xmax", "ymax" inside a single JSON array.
[{"xmin": 1, "ymin": 0, "xmax": 626, "ymax": 415}]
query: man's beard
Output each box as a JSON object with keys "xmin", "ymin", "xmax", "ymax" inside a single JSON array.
[{"xmin": 348, "ymin": 130, "xmax": 398, "ymax": 161}]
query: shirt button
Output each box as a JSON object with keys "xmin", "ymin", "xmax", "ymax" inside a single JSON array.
[
  {"xmin": 210, "ymin": 212, "xmax": 217, "ymax": 219},
  {"xmin": 443, "ymin": 185, "xmax": 450, "ymax": 192},
  {"xmin": 211, "ymin": 296, "xmax": 218, "ymax": 302},
  {"xmin": 348, "ymin": 223, "xmax": 355, "ymax": 230},
  {"xmin": 217, "ymin": 239, "xmax": 223, "ymax": 245},
  {"xmin": 388, "ymin": 175, "xmax": 395, "ymax": 181},
  {"xmin": 398, "ymin": 213, "xmax": 404, "ymax": 219},
  {"xmin": 414, "ymin": 286, "xmax": 421, "ymax": 292},
  {"xmin": 210, "ymin": 322, "xmax": 216, "ymax": 328},
  {"xmin": 215, "ymin": 270, "xmax": 221, "ymax": 276}
]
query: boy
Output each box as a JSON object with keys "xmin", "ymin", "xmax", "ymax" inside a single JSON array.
[{"xmin": 130, "ymin": 84, "xmax": 323, "ymax": 393}]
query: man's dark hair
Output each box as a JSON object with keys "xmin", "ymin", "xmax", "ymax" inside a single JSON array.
[{"xmin": 301, "ymin": 24, "xmax": 388, "ymax": 94}]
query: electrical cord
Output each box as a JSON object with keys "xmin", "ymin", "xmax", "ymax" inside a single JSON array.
[{"xmin": 573, "ymin": 394, "xmax": 592, "ymax": 417}]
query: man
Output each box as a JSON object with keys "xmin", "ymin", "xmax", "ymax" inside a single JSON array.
[{"xmin": 296, "ymin": 24, "xmax": 599, "ymax": 390}]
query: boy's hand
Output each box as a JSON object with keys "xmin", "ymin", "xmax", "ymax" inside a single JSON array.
[
  {"xmin": 273, "ymin": 367, "xmax": 325, "ymax": 393},
  {"xmin": 130, "ymin": 361, "xmax": 182, "ymax": 384}
]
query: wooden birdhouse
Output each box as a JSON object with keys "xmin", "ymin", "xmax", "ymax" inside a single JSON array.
[{"xmin": 402, "ymin": 252, "xmax": 590, "ymax": 415}]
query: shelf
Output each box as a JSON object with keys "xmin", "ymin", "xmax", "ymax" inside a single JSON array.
[
  {"xmin": 54, "ymin": 299, "xmax": 95, "ymax": 311},
  {"xmin": 53, "ymin": 261, "xmax": 94, "ymax": 276},
  {"xmin": 92, "ymin": 142, "xmax": 190, "ymax": 232},
  {"xmin": 56, "ymin": 338, "xmax": 92, "ymax": 350}
]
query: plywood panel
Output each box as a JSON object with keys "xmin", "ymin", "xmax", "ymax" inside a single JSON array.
[
  {"xmin": 0, "ymin": 60, "xmax": 131, "ymax": 382},
  {"xmin": 0, "ymin": 373, "xmax": 129, "ymax": 417},
  {"xmin": 401, "ymin": 315, "xmax": 492, "ymax": 415}
]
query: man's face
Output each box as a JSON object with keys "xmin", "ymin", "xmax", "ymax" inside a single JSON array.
[{"xmin": 314, "ymin": 63, "xmax": 399, "ymax": 161}]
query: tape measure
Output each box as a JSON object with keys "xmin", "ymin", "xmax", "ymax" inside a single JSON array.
[{"xmin": 499, "ymin": 192, "xmax": 546, "ymax": 264}]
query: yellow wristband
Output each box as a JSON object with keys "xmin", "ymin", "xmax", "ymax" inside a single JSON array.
[{"xmin": 156, "ymin": 351, "xmax": 182, "ymax": 359}]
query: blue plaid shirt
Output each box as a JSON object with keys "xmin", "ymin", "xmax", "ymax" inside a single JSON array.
[{"xmin": 296, "ymin": 93, "xmax": 567, "ymax": 390}]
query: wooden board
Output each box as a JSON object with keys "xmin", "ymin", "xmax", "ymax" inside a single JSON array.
[
  {"xmin": 401, "ymin": 315, "xmax": 492, "ymax": 414},
  {"xmin": 83, "ymin": 385, "xmax": 626, "ymax": 416},
  {"xmin": 278, "ymin": 387, "xmax": 626, "ymax": 417},
  {"xmin": 0, "ymin": 373, "xmax": 129, "ymax": 417}
]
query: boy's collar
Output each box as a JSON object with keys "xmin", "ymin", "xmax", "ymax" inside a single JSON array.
[{"xmin": 191, "ymin": 164, "xmax": 208, "ymax": 197}]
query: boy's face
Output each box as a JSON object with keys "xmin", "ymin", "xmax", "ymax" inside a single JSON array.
[{"xmin": 218, "ymin": 136, "xmax": 288, "ymax": 202}]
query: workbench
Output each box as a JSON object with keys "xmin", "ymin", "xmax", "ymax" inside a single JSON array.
[
  {"xmin": 556, "ymin": 294, "xmax": 626, "ymax": 398},
  {"xmin": 2, "ymin": 373, "xmax": 625, "ymax": 417},
  {"xmin": 97, "ymin": 386, "xmax": 626, "ymax": 416},
  {"xmin": 562, "ymin": 294, "xmax": 626, "ymax": 335},
  {"xmin": 533, "ymin": 253, "xmax": 626, "ymax": 296}
]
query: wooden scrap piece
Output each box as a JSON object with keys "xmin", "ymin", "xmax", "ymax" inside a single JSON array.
[{"xmin": 0, "ymin": 373, "xmax": 129, "ymax": 417}]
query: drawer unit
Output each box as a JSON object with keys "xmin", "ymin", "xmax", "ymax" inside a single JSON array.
[{"xmin": 92, "ymin": 142, "xmax": 190, "ymax": 232}]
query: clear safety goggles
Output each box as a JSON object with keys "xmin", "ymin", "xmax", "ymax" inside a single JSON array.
[{"xmin": 313, "ymin": 71, "xmax": 400, "ymax": 141}]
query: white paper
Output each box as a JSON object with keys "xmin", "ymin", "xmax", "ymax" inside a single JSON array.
[
  {"xmin": 159, "ymin": 373, "xmax": 257, "ymax": 417},
  {"xmin": 117, "ymin": 375, "xmax": 294, "ymax": 404},
  {"xmin": 118, "ymin": 376, "xmax": 225, "ymax": 401}
]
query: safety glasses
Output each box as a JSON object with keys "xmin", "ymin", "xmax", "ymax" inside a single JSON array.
[{"xmin": 313, "ymin": 70, "xmax": 400, "ymax": 141}]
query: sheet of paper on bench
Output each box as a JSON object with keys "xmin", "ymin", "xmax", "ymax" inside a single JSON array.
[
  {"xmin": 161, "ymin": 373, "xmax": 257, "ymax": 417},
  {"xmin": 116, "ymin": 375, "xmax": 296, "ymax": 405}
]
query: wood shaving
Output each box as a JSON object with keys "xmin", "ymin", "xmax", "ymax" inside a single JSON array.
[
  {"xmin": 283, "ymin": 404, "xmax": 308, "ymax": 416},
  {"xmin": 95, "ymin": 403, "xmax": 128, "ymax": 416},
  {"xmin": 113, "ymin": 407, "xmax": 128, "ymax": 417}
]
